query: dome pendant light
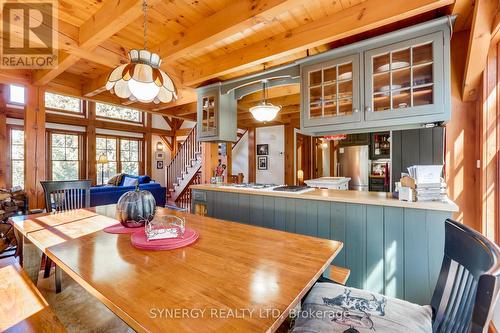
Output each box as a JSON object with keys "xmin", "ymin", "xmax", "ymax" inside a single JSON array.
[
  {"xmin": 249, "ymin": 80, "xmax": 281, "ymax": 122},
  {"xmin": 105, "ymin": 0, "xmax": 177, "ymax": 104}
]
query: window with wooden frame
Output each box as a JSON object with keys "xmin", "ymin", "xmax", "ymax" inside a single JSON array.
[
  {"xmin": 96, "ymin": 135, "xmax": 143, "ymax": 185},
  {"xmin": 120, "ymin": 139, "xmax": 140, "ymax": 175},
  {"xmin": 48, "ymin": 131, "xmax": 84, "ymax": 181},
  {"xmin": 9, "ymin": 127, "xmax": 24, "ymax": 188},
  {"xmin": 96, "ymin": 136, "xmax": 118, "ymax": 185},
  {"xmin": 44, "ymin": 92, "xmax": 83, "ymax": 114},
  {"xmin": 95, "ymin": 102, "xmax": 143, "ymax": 124},
  {"xmin": 8, "ymin": 85, "xmax": 25, "ymax": 105}
]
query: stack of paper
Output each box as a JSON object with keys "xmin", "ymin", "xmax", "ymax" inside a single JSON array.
[{"xmin": 398, "ymin": 165, "xmax": 448, "ymax": 202}]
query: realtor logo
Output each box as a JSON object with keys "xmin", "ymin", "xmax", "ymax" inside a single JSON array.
[{"xmin": 1, "ymin": 0, "xmax": 58, "ymax": 68}]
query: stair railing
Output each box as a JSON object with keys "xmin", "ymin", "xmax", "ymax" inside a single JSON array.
[{"xmin": 165, "ymin": 125, "xmax": 201, "ymax": 194}]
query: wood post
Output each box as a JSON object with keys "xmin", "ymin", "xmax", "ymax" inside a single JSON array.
[
  {"xmin": 284, "ymin": 124, "xmax": 295, "ymax": 185},
  {"xmin": 87, "ymin": 101, "xmax": 97, "ymax": 185},
  {"xmin": 200, "ymin": 142, "xmax": 218, "ymax": 184},
  {"xmin": 145, "ymin": 113, "xmax": 152, "ymax": 176},
  {"xmin": 480, "ymin": 41, "xmax": 499, "ymax": 242},
  {"xmin": 0, "ymin": 86, "xmax": 7, "ymax": 188},
  {"xmin": 226, "ymin": 142, "xmax": 232, "ymax": 182},
  {"xmin": 25, "ymin": 86, "xmax": 46, "ymax": 210},
  {"xmin": 248, "ymin": 127, "xmax": 256, "ymax": 183}
]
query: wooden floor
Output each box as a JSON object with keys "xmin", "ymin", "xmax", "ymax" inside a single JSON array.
[{"xmin": 0, "ymin": 254, "xmax": 18, "ymax": 268}]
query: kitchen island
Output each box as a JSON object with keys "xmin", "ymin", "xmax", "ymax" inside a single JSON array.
[{"xmin": 190, "ymin": 184, "xmax": 458, "ymax": 306}]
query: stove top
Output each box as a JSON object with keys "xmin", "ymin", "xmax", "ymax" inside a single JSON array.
[
  {"xmin": 273, "ymin": 185, "xmax": 310, "ymax": 192},
  {"xmin": 226, "ymin": 183, "xmax": 276, "ymax": 189}
]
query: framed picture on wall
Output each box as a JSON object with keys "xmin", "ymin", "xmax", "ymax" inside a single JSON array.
[
  {"xmin": 155, "ymin": 152, "xmax": 165, "ymax": 160},
  {"xmin": 257, "ymin": 144, "xmax": 269, "ymax": 155},
  {"xmin": 157, "ymin": 161, "xmax": 164, "ymax": 169},
  {"xmin": 257, "ymin": 156, "xmax": 268, "ymax": 170}
]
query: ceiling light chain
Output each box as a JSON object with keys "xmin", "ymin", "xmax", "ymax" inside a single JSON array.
[
  {"xmin": 105, "ymin": 0, "xmax": 177, "ymax": 104},
  {"xmin": 143, "ymin": 0, "xmax": 148, "ymax": 50},
  {"xmin": 249, "ymin": 79, "xmax": 281, "ymax": 122}
]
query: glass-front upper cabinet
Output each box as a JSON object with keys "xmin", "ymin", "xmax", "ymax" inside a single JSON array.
[
  {"xmin": 364, "ymin": 32, "xmax": 444, "ymax": 121},
  {"xmin": 302, "ymin": 54, "xmax": 361, "ymax": 128},
  {"xmin": 197, "ymin": 88, "xmax": 218, "ymax": 138}
]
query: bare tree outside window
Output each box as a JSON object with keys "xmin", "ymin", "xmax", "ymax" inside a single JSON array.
[
  {"xmin": 51, "ymin": 133, "xmax": 80, "ymax": 181},
  {"xmin": 10, "ymin": 129, "xmax": 24, "ymax": 188},
  {"xmin": 95, "ymin": 103, "xmax": 142, "ymax": 123},
  {"xmin": 45, "ymin": 92, "xmax": 81, "ymax": 112},
  {"xmin": 96, "ymin": 137, "xmax": 117, "ymax": 185},
  {"xmin": 120, "ymin": 139, "xmax": 140, "ymax": 175}
]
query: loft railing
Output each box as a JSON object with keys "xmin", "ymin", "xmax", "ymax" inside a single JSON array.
[{"xmin": 165, "ymin": 125, "xmax": 201, "ymax": 196}]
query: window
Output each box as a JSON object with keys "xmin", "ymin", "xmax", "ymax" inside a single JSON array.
[
  {"xmin": 120, "ymin": 139, "xmax": 140, "ymax": 175},
  {"xmin": 9, "ymin": 85, "xmax": 25, "ymax": 104},
  {"xmin": 10, "ymin": 129, "xmax": 24, "ymax": 188},
  {"xmin": 45, "ymin": 92, "xmax": 82, "ymax": 113},
  {"xmin": 50, "ymin": 133, "xmax": 80, "ymax": 181},
  {"xmin": 95, "ymin": 103, "xmax": 142, "ymax": 123},
  {"xmin": 96, "ymin": 137, "xmax": 117, "ymax": 185},
  {"xmin": 96, "ymin": 136, "xmax": 142, "ymax": 185}
]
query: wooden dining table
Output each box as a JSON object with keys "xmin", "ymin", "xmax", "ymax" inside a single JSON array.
[{"xmin": 10, "ymin": 204, "xmax": 343, "ymax": 333}]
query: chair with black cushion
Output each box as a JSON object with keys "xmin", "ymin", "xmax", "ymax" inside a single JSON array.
[
  {"xmin": 292, "ymin": 219, "xmax": 500, "ymax": 333},
  {"xmin": 40, "ymin": 180, "xmax": 91, "ymax": 293}
]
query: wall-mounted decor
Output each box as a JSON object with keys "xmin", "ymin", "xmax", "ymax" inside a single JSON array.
[
  {"xmin": 155, "ymin": 151, "xmax": 165, "ymax": 160},
  {"xmin": 257, "ymin": 156, "xmax": 268, "ymax": 170},
  {"xmin": 257, "ymin": 144, "xmax": 269, "ymax": 155},
  {"xmin": 157, "ymin": 161, "xmax": 164, "ymax": 169}
]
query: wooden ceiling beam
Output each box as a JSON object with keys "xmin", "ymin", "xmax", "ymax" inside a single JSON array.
[
  {"xmin": 462, "ymin": 0, "xmax": 499, "ymax": 101},
  {"xmin": 182, "ymin": 0, "xmax": 454, "ymax": 86},
  {"xmin": 32, "ymin": 51, "xmax": 81, "ymax": 86},
  {"xmin": 153, "ymin": 0, "xmax": 308, "ymax": 63},
  {"xmin": 79, "ymin": 0, "xmax": 161, "ymax": 50},
  {"xmin": 33, "ymin": 0, "xmax": 159, "ymax": 86},
  {"xmin": 238, "ymin": 94, "xmax": 300, "ymax": 109},
  {"xmin": 239, "ymin": 85, "xmax": 300, "ymax": 103}
]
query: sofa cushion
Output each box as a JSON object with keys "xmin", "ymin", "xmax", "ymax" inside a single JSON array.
[
  {"xmin": 292, "ymin": 283, "xmax": 432, "ymax": 333},
  {"xmin": 122, "ymin": 176, "xmax": 138, "ymax": 187},
  {"xmin": 137, "ymin": 175, "xmax": 151, "ymax": 184}
]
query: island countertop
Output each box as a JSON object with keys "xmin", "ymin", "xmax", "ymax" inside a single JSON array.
[{"xmin": 190, "ymin": 184, "xmax": 458, "ymax": 212}]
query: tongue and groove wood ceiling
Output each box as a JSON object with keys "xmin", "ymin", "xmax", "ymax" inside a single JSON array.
[{"xmin": 1, "ymin": 0, "xmax": 472, "ymax": 128}]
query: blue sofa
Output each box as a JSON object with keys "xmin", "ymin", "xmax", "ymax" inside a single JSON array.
[{"xmin": 90, "ymin": 175, "xmax": 166, "ymax": 207}]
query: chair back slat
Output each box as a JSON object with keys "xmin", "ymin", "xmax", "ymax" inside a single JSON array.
[
  {"xmin": 41, "ymin": 180, "xmax": 91, "ymax": 213},
  {"xmin": 431, "ymin": 219, "xmax": 500, "ymax": 333}
]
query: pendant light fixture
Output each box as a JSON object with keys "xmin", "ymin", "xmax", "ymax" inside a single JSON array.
[
  {"xmin": 249, "ymin": 80, "xmax": 281, "ymax": 122},
  {"xmin": 105, "ymin": 0, "xmax": 177, "ymax": 104}
]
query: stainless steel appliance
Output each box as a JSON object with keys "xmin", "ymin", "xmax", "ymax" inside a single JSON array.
[{"xmin": 337, "ymin": 145, "xmax": 369, "ymax": 191}]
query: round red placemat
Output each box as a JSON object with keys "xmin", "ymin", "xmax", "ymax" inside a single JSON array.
[
  {"xmin": 130, "ymin": 227, "xmax": 199, "ymax": 250},
  {"xmin": 104, "ymin": 223, "xmax": 144, "ymax": 234}
]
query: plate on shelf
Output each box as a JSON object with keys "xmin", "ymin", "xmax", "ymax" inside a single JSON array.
[
  {"xmin": 376, "ymin": 61, "xmax": 409, "ymax": 73},
  {"xmin": 338, "ymin": 72, "xmax": 352, "ymax": 80},
  {"xmin": 376, "ymin": 84, "xmax": 402, "ymax": 93}
]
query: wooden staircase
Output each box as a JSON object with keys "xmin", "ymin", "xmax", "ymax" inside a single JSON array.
[{"xmin": 165, "ymin": 126, "xmax": 202, "ymax": 202}]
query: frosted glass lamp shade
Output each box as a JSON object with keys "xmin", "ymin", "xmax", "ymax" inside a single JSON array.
[{"xmin": 249, "ymin": 102, "xmax": 281, "ymax": 122}]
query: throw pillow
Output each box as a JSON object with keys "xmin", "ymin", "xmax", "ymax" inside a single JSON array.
[
  {"xmin": 107, "ymin": 173, "xmax": 124, "ymax": 186},
  {"xmin": 122, "ymin": 176, "xmax": 138, "ymax": 187},
  {"xmin": 292, "ymin": 283, "xmax": 432, "ymax": 333}
]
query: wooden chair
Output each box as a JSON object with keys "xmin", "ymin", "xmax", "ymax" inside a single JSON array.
[
  {"xmin": 294, "ymin": 219, "xmax": 500, "ymax": 333},
  {"xmin": 41, "ymin": 180, "xmax": 91, "ymax": 213},
  {"xmin": 40, "ymin": 180, "xmax": 91, "ymax": 293}
]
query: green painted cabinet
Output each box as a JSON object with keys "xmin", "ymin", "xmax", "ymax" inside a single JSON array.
[
  {"xmin": 196, "ymin": 84, "xmax": 237, "ymax": 142},
  {"xmin": 192, "ymin": 189, "xmax": 451, "ymax": 305},
  {"xmin": 300, "ymin": 16, "xmax": 452, "ymax": 135}
]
